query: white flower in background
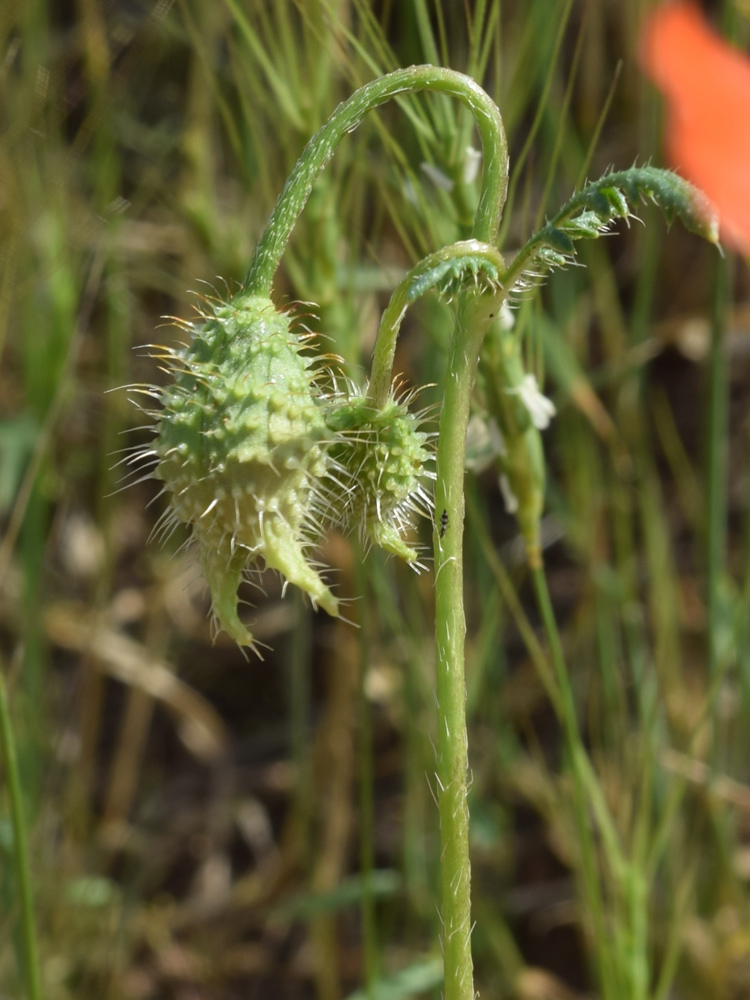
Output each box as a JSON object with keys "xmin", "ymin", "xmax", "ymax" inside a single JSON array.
[
  {"xmin": 463, "ymin": 146, "xmax": 482, "ymax": 184},
  {"xmin": 488, "ymin": 417, "xmax": 507, "ymax": 457},
  {"xmin": 402, "ymin": 177, "xmax": 419, "ymax": 205},
  {"xmin": 421, "ymin": 161, "xmax": 454, "ymax": 191},
  {"xmin": 499, "ymin": 474, "xmax": 519, "ymax": 514},
  {"xmin": 465, "ymin": 414, "xmax": 492, "ymax": 473},
  {"xmin": 465, "ymin": 415, "xmax": 507, "ymax": 473},
  {"xmin": 510, "ymin": 373, "xmax": 556, "ymax": 430},
  {"xmin": 498, "ymin": 301, "xmax": 515, "ymax": 330}
]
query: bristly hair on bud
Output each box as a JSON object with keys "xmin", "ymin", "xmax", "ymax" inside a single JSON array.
[
  {"xmin": 325, "ymin": 381, "xmax": 436, "ymax": 568},
  {"xmin": 134, "ymin": 291, "xmax": 342, "ymax": 655}
]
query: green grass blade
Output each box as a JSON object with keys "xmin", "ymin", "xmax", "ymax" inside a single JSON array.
[{"xmin": 0, "ymin": 667, "xmax": 42, "ymax": 1000}]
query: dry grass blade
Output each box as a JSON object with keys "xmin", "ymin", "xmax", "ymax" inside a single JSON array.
[{"xmin": 44, "ymin": 602, "xmax": 229, "ymax": 762}]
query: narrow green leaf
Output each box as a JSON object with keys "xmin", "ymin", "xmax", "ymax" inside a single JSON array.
[
  {"xmin": 345, "ymin": 957, "xmax": 444, "ymax": 1000},
  {"xmin": 269, "ymin": 869, "xmax": 402, "ymax": 924}
]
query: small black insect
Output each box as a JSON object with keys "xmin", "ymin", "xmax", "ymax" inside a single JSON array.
[{"xmin": 439, "ymin": 508, "xmax": 449, "ymax": 538}]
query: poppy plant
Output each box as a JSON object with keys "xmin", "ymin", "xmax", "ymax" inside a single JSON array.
[{"xmin": 640, "ymin": 2, "xmax": 750, "ymax": 255}]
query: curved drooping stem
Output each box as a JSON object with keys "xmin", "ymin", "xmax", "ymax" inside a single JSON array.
[
  {"xmin": 244, "ymin": 66, "xmax": 508, "ymax": 297},
  {"xmin": 367, "ymin": 240, "xmax": 504, "ymax": 408}
]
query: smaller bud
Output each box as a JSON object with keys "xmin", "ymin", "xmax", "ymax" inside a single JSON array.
[{"xmin": 326, "ymin": 384, "xmax": 435, "ymax": 565}]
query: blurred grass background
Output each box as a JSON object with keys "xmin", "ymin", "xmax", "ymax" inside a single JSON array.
[{"xmin": 1, "ymin": 0, "xmax": 750, "ymax": 998}]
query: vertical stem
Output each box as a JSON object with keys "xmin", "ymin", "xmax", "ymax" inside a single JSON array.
[
  {"xmin": 288, "ymin": 589, "xmax": 313, "ymax": 870},
  {"xmin": 433, "ymin": 288, "xmax": 502, "ymax": 1000},
  {"xmin": 310, "ymin": 624, "xmax": 358, "ymax": 1000},
  {"xmin": 358, "ymin": 672, "xmax": 377, "ymax": 993},
  {"xmin": 707, "ymin": 252, "xmax": 730, "ymax": 681},
  {"xmin": 355, "ymin": 551, "xmax": 378, "ymax": 993},
  {"xmin": 531, "ymin": 564, "xmax": 639, "ymax": 998},
  {"xmin": 532, "ymin": 567, "xmax": 632, "ymax": 887},
  {"xmin": 0, "ymin": 668, "xmax": 43, "ymax": 1000},
  {"xmin": 529, "ymin": 563, "xmax": 613, "ymax": 988}
]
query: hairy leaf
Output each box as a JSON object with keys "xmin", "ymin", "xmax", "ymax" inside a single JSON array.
[{"xmin": 503, "ymin": 166, "xmax": 719, "ymax": 300}]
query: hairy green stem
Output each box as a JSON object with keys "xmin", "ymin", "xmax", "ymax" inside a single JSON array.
[
  {"xmin": 418, "ymin": 81, "xmax": 506, "ymax": 998},
  {"xmin": 433, "ymin": 287, "xmax": 503, "ymax": 999},
  {"xmin": 244, "ymin": 66, "xmax": 508, "ymax": 296},
  {"xmin": 0, "ymin": 669, "xmax": 42, "ymax": 1000}
]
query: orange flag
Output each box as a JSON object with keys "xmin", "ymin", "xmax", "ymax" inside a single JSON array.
[{"xmin": 640, "ymin": 2, "xmax": 750, "ymax": 255}]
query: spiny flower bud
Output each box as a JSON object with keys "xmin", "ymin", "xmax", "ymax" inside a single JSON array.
[
  {"xmin": 326, "ymin": 385, "xmax": 434, "ymax": 565},
  {"xmin": 149, "ymin": 292, "xmax": 338, "ymax": 652}
]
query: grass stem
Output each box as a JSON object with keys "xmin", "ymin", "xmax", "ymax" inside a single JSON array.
[
  {"xmin": 707, "ymin": 252, "xmax": 731, "ymax": 681},
  {"xmin": 355, "ymin": 553, "xmax": 378, "ymax": 993},
  {"xmin": 0, "ymin": 668, "xmax": 43, "ymax": 1000}
]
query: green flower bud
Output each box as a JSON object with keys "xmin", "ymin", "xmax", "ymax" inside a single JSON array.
[{"xmin": 149, "ymin": 293, "xmax": 338, "ymax": 652}]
